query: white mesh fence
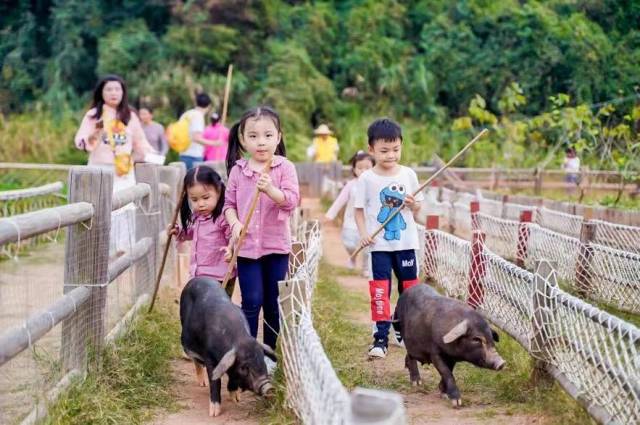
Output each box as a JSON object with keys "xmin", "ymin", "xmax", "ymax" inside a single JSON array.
[
  {"xmin": 535, "ymin": 206, "xmax": 583, "ymax": 238},
  {"xmin": 592, "ymin": 219, "xmax": 640, "ymax": 254},
  {"xmin": 279, "ymin": 219, "xmax": 352, "ymax": 424},
  {"xmin": 423, "ymin": 229, "xmax": 640, "ymax": 424}
]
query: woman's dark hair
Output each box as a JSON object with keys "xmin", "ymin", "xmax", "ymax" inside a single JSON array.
[
  {"xmin": 90, "ymin": 74, "xmax": 131, "ymax": 125},
  {"xmin": 225, "ymin": 106, "xmax": 287, "ymax": 176},
  {"xmin": 180, "ymin": 166, "xmax": 226, "ymax": 230},
  {"xmin": 349, "ymin": 150, "xmax": 375, "ymax": 177}
]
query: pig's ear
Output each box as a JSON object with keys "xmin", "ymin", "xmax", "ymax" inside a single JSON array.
[
  {"xmin": 260, "ymin": 343, "xmax": 277, "ymax": 362},
  {"xmin": 491, "ymin": 329, "xmax": 500, "ymax": 343},
  {"xmin": 443, "ymin": 320, "xmax": 468, "ymax": 344},
  {"xmin": 211, "ymin": 348, "xmax": 236, "ymax": 380}
]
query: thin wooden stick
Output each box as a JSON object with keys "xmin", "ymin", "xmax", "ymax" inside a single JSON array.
[
  {"xmin": 221, "ymin": 64, "xmax": 233, "ymax": 126},
  {"xmin": 222, "ymin": 158, "xmax": 273, "ymax": 289},
  {"xmin": 149, "ymin": 189, "xmax": 186, "ymax": 312},
  {"xmin": 351, "ymin": 128, "xmax": 488, "ymax": 259}
]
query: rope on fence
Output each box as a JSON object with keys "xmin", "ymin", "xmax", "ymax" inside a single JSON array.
[
  {"xmin": 278, "ymin": 218, "xmax": 406, "ymax": 424},
  {"xmin": 423, "ymin": 228, "xmax": 640, "ymax": 424}
]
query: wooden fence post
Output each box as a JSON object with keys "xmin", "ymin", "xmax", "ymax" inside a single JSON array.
[
  {"xmin": 531, "ymin": 260, "xmax": 556, "ymax": 382},
  {"xmin": 501, "ymin": 194, "xmax": 509, "ymax": 219},
  {"xmin": 62, "ymin": 167, "xmax": 113, "ymax": 370},
  {"xmin": 575, "ymin": 220, "xmax": 596, "ymax": 297},
  {"xmin": 467, "ymin": 231, "xmax": 486, "ymax": 309},
  {"xmin": 423, "ymin": 215, "xmax": 439, "ymax": 282},
  {"xmin": 169, "ymin": 162, "xmax": 187, "ymax": 290},
  {"xmin": 534, "ymin": 168, "xmax": 543, "ymax": 195},
  {"xmin": 515, "ymin": 210, "xmax": 533, "ymax": 268},
  {"xmin": 134, "ymin": 163, "xmax": 160, "ymax": 299},
  {"xmin": 470, "ymin": 200, "xmax": 480, "ymax": 232}
]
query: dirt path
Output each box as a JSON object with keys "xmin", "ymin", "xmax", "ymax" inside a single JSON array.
[{"xmin": 306, "ymin": 198, "xmax": 544, "ymax": 425}]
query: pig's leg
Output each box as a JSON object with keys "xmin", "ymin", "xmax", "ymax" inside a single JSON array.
[
  {"xmin": 206, "ymin": 364, "xmax": 223, "ymax": 417},
  {"xmin": 228, "ymin": 376, "xmax": 240, "ymax": 403},
  {"xmin": 193, "ymin": 360, "xmax": 207, "ymax": 387},
  {"xmin": 431, "ymin": 354, "xmax": 462, "ymax": 407},
  {"xmin": 405, "ymin": 354, "xmax": 422, "ymax": 386}
]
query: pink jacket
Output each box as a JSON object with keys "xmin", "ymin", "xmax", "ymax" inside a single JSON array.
[
  {"xmin": 178, "ymin": 214, "xmax": 235, "ymax": 281},
  {"xmin": 74, "ymin": 106, "xmax": 153, "ymax": 165},
  {"xmin": 203, "ymin": 123, "xmax": 230, "ymax": 161},
  {"xmin": 223, "ymin": 155, "xmax": 300, "ymax": 259}
]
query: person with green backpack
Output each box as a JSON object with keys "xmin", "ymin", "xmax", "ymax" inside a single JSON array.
[{"xmin": 168, "ymin": 93, "xmax": 214, "ymax": 170}]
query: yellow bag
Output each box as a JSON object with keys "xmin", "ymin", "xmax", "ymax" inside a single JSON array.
[
  {"xmin": 167, "ymin": 113, "xmax": 191, "ymax": 153},
  {"xmin": 114, "ymin": 153, "xmax": 133, "ymax": 177}
]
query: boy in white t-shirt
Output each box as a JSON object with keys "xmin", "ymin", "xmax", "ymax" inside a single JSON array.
[{"xmin": 354, "ymin": 118, "xmax": 423, "ymax": 359}]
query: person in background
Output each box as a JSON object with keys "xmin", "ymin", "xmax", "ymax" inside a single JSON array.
[
  {"xmin": 139, "ymin": 106, "xmax": 168, "ymax": 157},
  {"xmin": 563, "ymin": 147, "xmax": 581, "ymax": 193},
  {"xmin": 74, "ymin": 74, "xmax": 156, "ymax": 257},
  {"xmin": 179, "ymin": 93, "xmax": 213, "ymax": 170},
  {"xmin": 306, "ymin": 124, "xmax": 339, "ymax": 163},
  {"xmin": 324, "ymin": 150, "xmax": 375, "ymax": 276},
  {"xmin": 203, "ymin": 111, "xmax": 230, "ymax": 163}
]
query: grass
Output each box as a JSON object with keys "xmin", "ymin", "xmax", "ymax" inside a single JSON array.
[
  {"xmin": 313, "ymin": 261, "xmax": 596, "ymax": 424},
  {"xmin": 42, "ymin": 299, "xmax": 181, "ymax": 425}
]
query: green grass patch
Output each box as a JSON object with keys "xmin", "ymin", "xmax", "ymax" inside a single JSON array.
[
  {"xmin": 314, "ymin": 262, "xmax": 596, "ymax": 424},
  {"xmin": 42, "ymin": 300, "xmax": 181, "ymax": 425}
]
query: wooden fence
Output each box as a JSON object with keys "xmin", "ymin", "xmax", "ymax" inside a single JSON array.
[{"xmin": 0, "ymin": 163, "xmax": 184, "ymax": 425}]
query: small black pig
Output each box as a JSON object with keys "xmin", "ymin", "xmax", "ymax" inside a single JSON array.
[
  {"xmin": 180, "ymin": 277, "xmax": 276, "ymax": 417},
  {"xmin": 395, "ymin": 284, "xmax": 505, "ymax": 407}
]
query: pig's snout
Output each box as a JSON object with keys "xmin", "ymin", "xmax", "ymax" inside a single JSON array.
[
  {"xmin": 486, "ymin": 348, "xmax": 505, "ymax": 371},
  {"xmin": 259, "ymin": 381, "xmax": 274, "ymax": 397}
]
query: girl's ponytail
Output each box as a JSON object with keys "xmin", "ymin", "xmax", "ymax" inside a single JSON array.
[
  {"xmin": 179, "ymin": 186, "xmax": 192, "ymax": 231},
  {"xmin": 226, "ymin": 121, "xmax": 244, "ymax": 177}
]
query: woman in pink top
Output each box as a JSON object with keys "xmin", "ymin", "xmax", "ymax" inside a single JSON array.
[
  {"xmin": 224, "ymin": 106, "xmax": 299, "ymax": 351},
  {"xmin": 203, "ymin": 112, "xmax": 230, "ymax": 162},
  {"xmin": 74, "ymin": 75, "xmax": 155, "ymax": 257},
  {"xmin": 169, "ymin": 166, "xmax": 235, "ymax": 297}
]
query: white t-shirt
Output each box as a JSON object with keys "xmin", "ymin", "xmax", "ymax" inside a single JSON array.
[
  {"xmin": 563, "ymin": 157, "xmax": 580, "ymax": 172},
  {"xmin": 354, "ymin": 166, "xmax": 424, "ymax": 252},
  {"xmin": 181, "ymin": 109, "xmax": 206, "ymax": 158}
]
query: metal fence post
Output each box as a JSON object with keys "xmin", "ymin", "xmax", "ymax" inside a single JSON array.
[{"xmin": 62, "ymin": 166, "xmax": 113, "ymax": 370}]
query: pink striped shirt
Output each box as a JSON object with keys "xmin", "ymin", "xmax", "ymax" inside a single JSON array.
[
  {"xmin": 178, "ymin": 214, "xmax": 235, "ymax": 281},
  {"xmin": 223, "ymin": 155, "xmax": 300, "ymax": 259}
]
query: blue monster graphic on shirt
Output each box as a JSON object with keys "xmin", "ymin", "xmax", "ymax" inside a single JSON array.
[{"xmin": 377, "ymin": 183, "xmax": 406, "ymax": 241}]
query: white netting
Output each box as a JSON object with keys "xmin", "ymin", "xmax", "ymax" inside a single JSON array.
[
  {"xmin": 524, "ymin": 225, "xmax": 582, "ymax": 284},
  {"xmin": 535, "ymin": 206, "xmax": 583, "ymax": 238},
  {"xmin": 475, "ymin": 213, "xmax": 520, "ymax": 260},
  {"xmin": 478, "ymin": 198, "xmax": 503, "ymax": 218},
  {"xmin": 592, "ymin": 219, "xmax": 640, "ymax": 254},
  {"xmin": 423, "ymin": 229, "xmax": 640, "ymax": 424},
  {"xmin": 279, "ymin": 219, "xmax": 352, "ymax": 424},
  {"xmin": 503, "ymin": 202, "xmax": 535, "ymax": 222}
]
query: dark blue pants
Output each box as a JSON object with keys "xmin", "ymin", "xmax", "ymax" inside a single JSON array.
[
  {"xmin": 179, "ymin": 155, "xmax": 203, "ymax": 170},
  {"xmin": 371, "ymin": 249, "xmax": 418, "ymax": 345},
  {"xmin": 237, "ymin": 254, "xmax": 289, "ymax": 349}
]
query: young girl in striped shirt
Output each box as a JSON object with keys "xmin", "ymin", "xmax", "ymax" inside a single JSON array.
[{"xmin": 224, "ymin": 106, "xmax": 300, "ymax": 351}]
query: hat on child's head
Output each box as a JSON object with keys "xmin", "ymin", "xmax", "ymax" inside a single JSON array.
[{"xmin": 313, "ymin": 124, "xmax": 333, "ymax": 135}]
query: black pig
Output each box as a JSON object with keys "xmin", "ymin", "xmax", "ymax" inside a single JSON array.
[
  {"xmin": 180, "ymin": 277, "xmax": 276, "ymax": 417},
  {"xmin": 395, "ymin": 284, "xmax": 505, "ymax": 407}
]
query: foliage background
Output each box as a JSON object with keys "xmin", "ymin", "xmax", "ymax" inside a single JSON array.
[{"xmin": 0, "ymin": 0, "xmax": 639, "ymax": 171}]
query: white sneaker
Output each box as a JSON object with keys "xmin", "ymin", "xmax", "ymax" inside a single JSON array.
[
  {"xmin": 265, "ymin": 356, "xmax": 277, "ymax": 376},
  {"xmin": 368, "ymin": 341, "xmax": 388, "ymax": 359}
]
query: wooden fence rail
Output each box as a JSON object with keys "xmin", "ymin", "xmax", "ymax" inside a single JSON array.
[{"xmin": 0, "ymin": 163, "xmax": 183, "ymax": 425}]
